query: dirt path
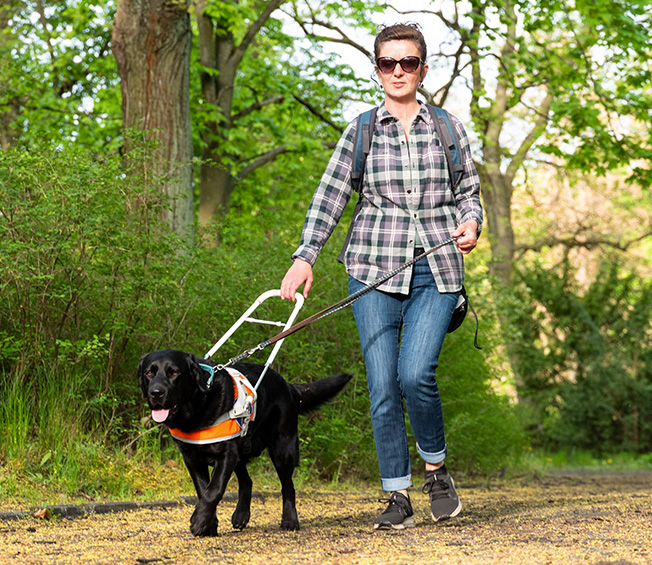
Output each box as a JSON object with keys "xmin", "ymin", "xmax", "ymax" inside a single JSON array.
[{"xmin": 1, "ymin": 472, "xmax": 650, "ymax": 564}]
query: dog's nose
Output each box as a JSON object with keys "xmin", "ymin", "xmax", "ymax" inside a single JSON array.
[{"xmin": 149, "ymin": 387, "xmax": 165, "ymax": 401}]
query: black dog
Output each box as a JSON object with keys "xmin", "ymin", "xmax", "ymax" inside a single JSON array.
[{"xmin": 138, "ymin": 349, "xmax": 351, "ymax": 536}]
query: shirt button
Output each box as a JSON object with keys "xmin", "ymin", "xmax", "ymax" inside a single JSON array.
[
  {"xmin": 413, "ymin": 213, "xmax": 417, "ymax": 218},
  {"xmin": 407, "ymin": 190, "xmax": 412, "ymax": 194}
]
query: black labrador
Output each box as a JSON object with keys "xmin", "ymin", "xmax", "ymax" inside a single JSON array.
[{"xmin": 138, "ymin": 349, "xmax": 351, "ymax": 536}]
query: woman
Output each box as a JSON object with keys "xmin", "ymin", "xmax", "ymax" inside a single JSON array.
[{"xmin": 280, "ymin": 23, "xmax": 483, "ymax": 530}]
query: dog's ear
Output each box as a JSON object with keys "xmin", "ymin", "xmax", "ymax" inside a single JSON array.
[
  {"xmin": 185, "ymin": 352, "xmax": 211, "ymax": 393},
  {"xmin": 137, "ymin": 353, "xmax": 150, "ymax": 397}
]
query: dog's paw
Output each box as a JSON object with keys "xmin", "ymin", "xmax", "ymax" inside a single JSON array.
[
  {"xmin": 231, "ymin": 509, "xmax": 250, "ymax": 530},
  {"xmin": 280, "ymin": 519, "xmax": 300, "ymax": 531},
  {"xmin": 190, "ymin": 520, "xmax": 218, "ymax": 537},
  {"xmin": 190, "ymin": 509, "xmax": 219, "ymax": 537}
]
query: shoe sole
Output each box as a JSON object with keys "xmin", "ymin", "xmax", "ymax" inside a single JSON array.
[
  {"xmin": 431, "ymin": 500, "xmax": 462, "ymax": 523},
  {"xmin": 374, "ymin": 515, "xmax": 416, "ymax": 530}
]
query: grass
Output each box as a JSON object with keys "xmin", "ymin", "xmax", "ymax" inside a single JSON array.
[
  {"xmin": 2, "ymin": 443, "xmax": 651, "ymax": 513},
  {"xmin": 520, "ymin": 447, "xmax": 652, "ymax": 475}
]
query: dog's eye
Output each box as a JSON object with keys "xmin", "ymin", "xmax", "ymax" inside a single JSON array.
[
  {"xmin": 145, "ymin": 370, "xmax": 154, "ymax": 377},
  {"xmin": 171, "ymin": 370, "xmax": 180, "ymax": 377}
]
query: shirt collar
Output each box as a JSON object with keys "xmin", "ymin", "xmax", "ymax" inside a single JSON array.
[{"xmin": 377, "ymin": 101, "xmax": 430, "ymax": 125}]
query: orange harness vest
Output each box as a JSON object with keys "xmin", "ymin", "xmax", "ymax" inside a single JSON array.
[{"xmin": 169, "ymin": 367, "xmax": 257, "ymax": 445}]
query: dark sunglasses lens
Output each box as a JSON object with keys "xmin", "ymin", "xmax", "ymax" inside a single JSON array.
[
  {"xmin": 377, "ymin": 58, "xmax": 396, "ymax": 73},
  {"xmin": 401, "ymin": 57, "xmax": 421, "ymax": 72},
  {"xmin": 377, "ymin": 57, "xmax": 421, "ymax": 73}
]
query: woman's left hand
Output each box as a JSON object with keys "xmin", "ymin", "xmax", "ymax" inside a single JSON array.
[{"xmin": 452, "ymin": 220, "xmax": 479, "ymax": 255}]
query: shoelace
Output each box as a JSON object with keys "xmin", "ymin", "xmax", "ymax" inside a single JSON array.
[
  {"xmin": 377, "ymin": 495, "xmax": 408, "ymax": 514},
  {"xmin": 422, "ymin": 477, "xmax": 451, "ymax": 500}
]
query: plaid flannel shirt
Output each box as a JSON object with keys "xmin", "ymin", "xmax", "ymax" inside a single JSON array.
[{"xmin": 292, "ymin": 102, "xmax": 483, "ymax": 294}]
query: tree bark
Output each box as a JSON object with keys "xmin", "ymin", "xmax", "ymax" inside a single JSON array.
[
  {"xmin": 193, "ymin": 0, "xmax": 284, "ymax": 229},
  {"xmin": 112, "ymin": 0, "xmax": 194, "ymax": 239}
]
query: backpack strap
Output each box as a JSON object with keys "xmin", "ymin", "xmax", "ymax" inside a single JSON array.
[
  {"xmin": 337, "ymin": 106, "xmax": 378, "ymax": 263},
  {"xmin": 427, "ymin": 105, "xmax": 464, "ymax": 189}
]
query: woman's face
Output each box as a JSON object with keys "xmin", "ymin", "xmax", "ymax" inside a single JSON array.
[{"xmin": 375, "ymin": 40, "xmax": 428, "ymax": 104}]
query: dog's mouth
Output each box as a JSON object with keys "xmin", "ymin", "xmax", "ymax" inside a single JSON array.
[{"xmin": 151, "ymin": 406, "xmax": 177, "ymax": 423}]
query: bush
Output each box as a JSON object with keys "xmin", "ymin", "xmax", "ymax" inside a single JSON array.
[
  {"xmin": 514, "ymin": 257, "xmax": 652, "ymax": 455},
  {"xmin": 0, "ymin": 143, "xmax": 523, "ymax": 501}
]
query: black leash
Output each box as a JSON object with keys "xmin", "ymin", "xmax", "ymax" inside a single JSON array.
[{"xmin": 213, "ymin": 235, "xmax": 460, "ymax": 371}]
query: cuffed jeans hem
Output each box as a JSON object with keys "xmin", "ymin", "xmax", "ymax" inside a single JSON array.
[
  {"xmin": 417, "ymin": 442, "xmax": 447, "ymax": 464},
  {"xmin": 380, "ymin": 474, "xmax": 413, "ymax": 492}
]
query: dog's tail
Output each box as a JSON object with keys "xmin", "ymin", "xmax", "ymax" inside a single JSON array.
[{"xmin": 291, "ymin": 374, "xmax": 353, "ymax": 414}]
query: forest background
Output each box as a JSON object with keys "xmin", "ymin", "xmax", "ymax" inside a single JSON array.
[{"xmin": 1, "ymin": 0, "xmax": 651, "ymax": 503}]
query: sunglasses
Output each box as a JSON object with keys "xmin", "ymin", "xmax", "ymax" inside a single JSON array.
[{"xmin": 375, "ymin": 56, "xmax": 424, "ymax": 74}]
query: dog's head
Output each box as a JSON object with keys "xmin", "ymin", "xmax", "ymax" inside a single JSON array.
[{"xmin": 137, "ymin": 349, "xmax": 212, "ymax": 425}]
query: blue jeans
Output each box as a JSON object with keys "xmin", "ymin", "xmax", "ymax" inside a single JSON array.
[{"xmin": 349, "ymin": 258, "xmax": 458, "ymax": 492}]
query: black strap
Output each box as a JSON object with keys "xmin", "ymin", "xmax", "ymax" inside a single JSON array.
[
  {"xmin": 468, "ymin": 300, "xmax": 482, "ymax": 350},
  {"xmin": 428, "ymin": 106, "xmax": 464, "ymax": 189},
  {"xmin": 338, "ymin": 106, "xmax": 378, "ymax": 263}
]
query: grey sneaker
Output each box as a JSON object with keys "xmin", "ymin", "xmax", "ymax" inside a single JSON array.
[
  {"xmin": 422, "ymin": 466, "xmax": 462, "ymax": 522},
  {"xmin": 373, "ymin": 492, "xmax": 415, "ymax": 530}
]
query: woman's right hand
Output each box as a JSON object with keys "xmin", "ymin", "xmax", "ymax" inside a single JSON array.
[{"xmin": 280, "ymin": 258, "xmax": 313, "ymax": 301}]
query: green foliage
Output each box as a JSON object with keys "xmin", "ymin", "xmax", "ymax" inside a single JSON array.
[
  {"xmin": 0, "ymin": 0, "xmax": 122, "ymax": 151},
  {"xmin": 10, "ymin": 0, "xmax": 651, "ymax": 498},
  {"xmin": 0, "ymin": 142, "xmax": 521, "ymax": 499},
  {"xmin": 513, "ymin": 256, "xmax": 652, "ymax": 455}
]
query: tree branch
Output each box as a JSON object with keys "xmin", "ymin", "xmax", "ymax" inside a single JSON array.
[
  {"xmin": 236, "ymin": 140, "xmax": 337, "ymax": 180},
  {"xmin": 236, "ymin": 145, "xmax": 290, "ymax": 179},
  {"xmin": 232, "ymin": 95, "xmax": 284, "ymax": 122},
  {"xmin": 505, "ymin": 91, "xmax": 553, "ymax": 184},
  {"xmin": 389, "ymin": 7, "xmax": 458, "ymax": 32},
  {"xmin": 430, "ymin": 44, "xmax": 468, "ymax": 107},
  {"xmin": 286, "ymin": 10, "xmax": 373, "ymax": 61},
  {"xmin": 293, "ymin": 94, "xmax": 344, "ymax": 133},
  {"xmin": 233, "ymin": 0, "xmax": 284, "ymax": 66},
  {"xmin": 515, "ymin": 230, "xmax": 652, "ymax": 256}
]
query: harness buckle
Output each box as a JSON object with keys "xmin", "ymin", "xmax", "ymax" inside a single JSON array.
[{"xmin": 238, "ymin": 398, "xmax": 254, "ymax": 437}]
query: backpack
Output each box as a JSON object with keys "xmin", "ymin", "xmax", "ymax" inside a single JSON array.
[{"xmin": 338, "ymin": 104, "xmax": 481, "ymax": 348}]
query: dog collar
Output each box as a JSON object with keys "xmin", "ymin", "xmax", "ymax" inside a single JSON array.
[
  {"xmin": 199, "ymin": 362, "xmax": 217, "ymax": 389},
  {"xmin": 169, "ymin": 367, "xmax": 257, "ymax": 445}
]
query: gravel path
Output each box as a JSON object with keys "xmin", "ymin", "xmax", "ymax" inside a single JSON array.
[{"xmin": 1, "ymin": 472, "xmax": 650, "ymax": 564}]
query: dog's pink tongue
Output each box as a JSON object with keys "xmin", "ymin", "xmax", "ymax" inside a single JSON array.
[{"xmin": 152, "ymin": 409, "xmax": 170, "ymax": 423}]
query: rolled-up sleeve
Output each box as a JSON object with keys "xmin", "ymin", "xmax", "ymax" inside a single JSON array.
[{"xmin": 451, "ymin": 116, "xmax": 483, "ymax": 237}]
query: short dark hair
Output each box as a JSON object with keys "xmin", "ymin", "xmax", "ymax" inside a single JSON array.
[{"xmin": 374, "ymin": 23, "xmax": 427, "ymax": 61}]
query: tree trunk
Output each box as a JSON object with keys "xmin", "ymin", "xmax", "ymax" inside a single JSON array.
[
  {"xmin": 193, "ymin": 0, "xmax": 285, "ymax": 230},
  {"xmin": 194, "ymin": 0, "xmax": 237, "ymax": 227},
  {"xmin": 478, "ymin": 164, "xmax": 516, "ymax": 289},
  {"xmin": 111, "ymin": 0, "xmax": 194, "ymax": 239}
]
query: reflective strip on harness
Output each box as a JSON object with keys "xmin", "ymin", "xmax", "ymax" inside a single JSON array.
[{"xmin": 169, "ymin": 367, "xmax": 257, "ymax": 445}]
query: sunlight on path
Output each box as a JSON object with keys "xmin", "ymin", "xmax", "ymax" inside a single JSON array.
[{"xmin": 1, "ymin": 472, "xmax": 650, "ymax": 564}]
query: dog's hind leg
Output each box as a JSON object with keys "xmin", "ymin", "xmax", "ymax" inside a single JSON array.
[
  {"xmin": 231, "ymin": 461, "xmax": 252, "ymax": 530},
  {"xmin": 268, "ymin": 433, "xmax": 300, "ymax": 531}
]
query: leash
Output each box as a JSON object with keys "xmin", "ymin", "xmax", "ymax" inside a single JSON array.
[{"xmin": 212, "ymin": 235, "xmax": 460, "ymax": 372}]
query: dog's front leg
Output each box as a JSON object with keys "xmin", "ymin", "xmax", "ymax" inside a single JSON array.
[
  {"xmin": 183, "ymin": 461, "xmax": 219, "ymax": 537},
  {"xmin": 191, "ymin": 456, "xmax": 238, "ymax": 537}
]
